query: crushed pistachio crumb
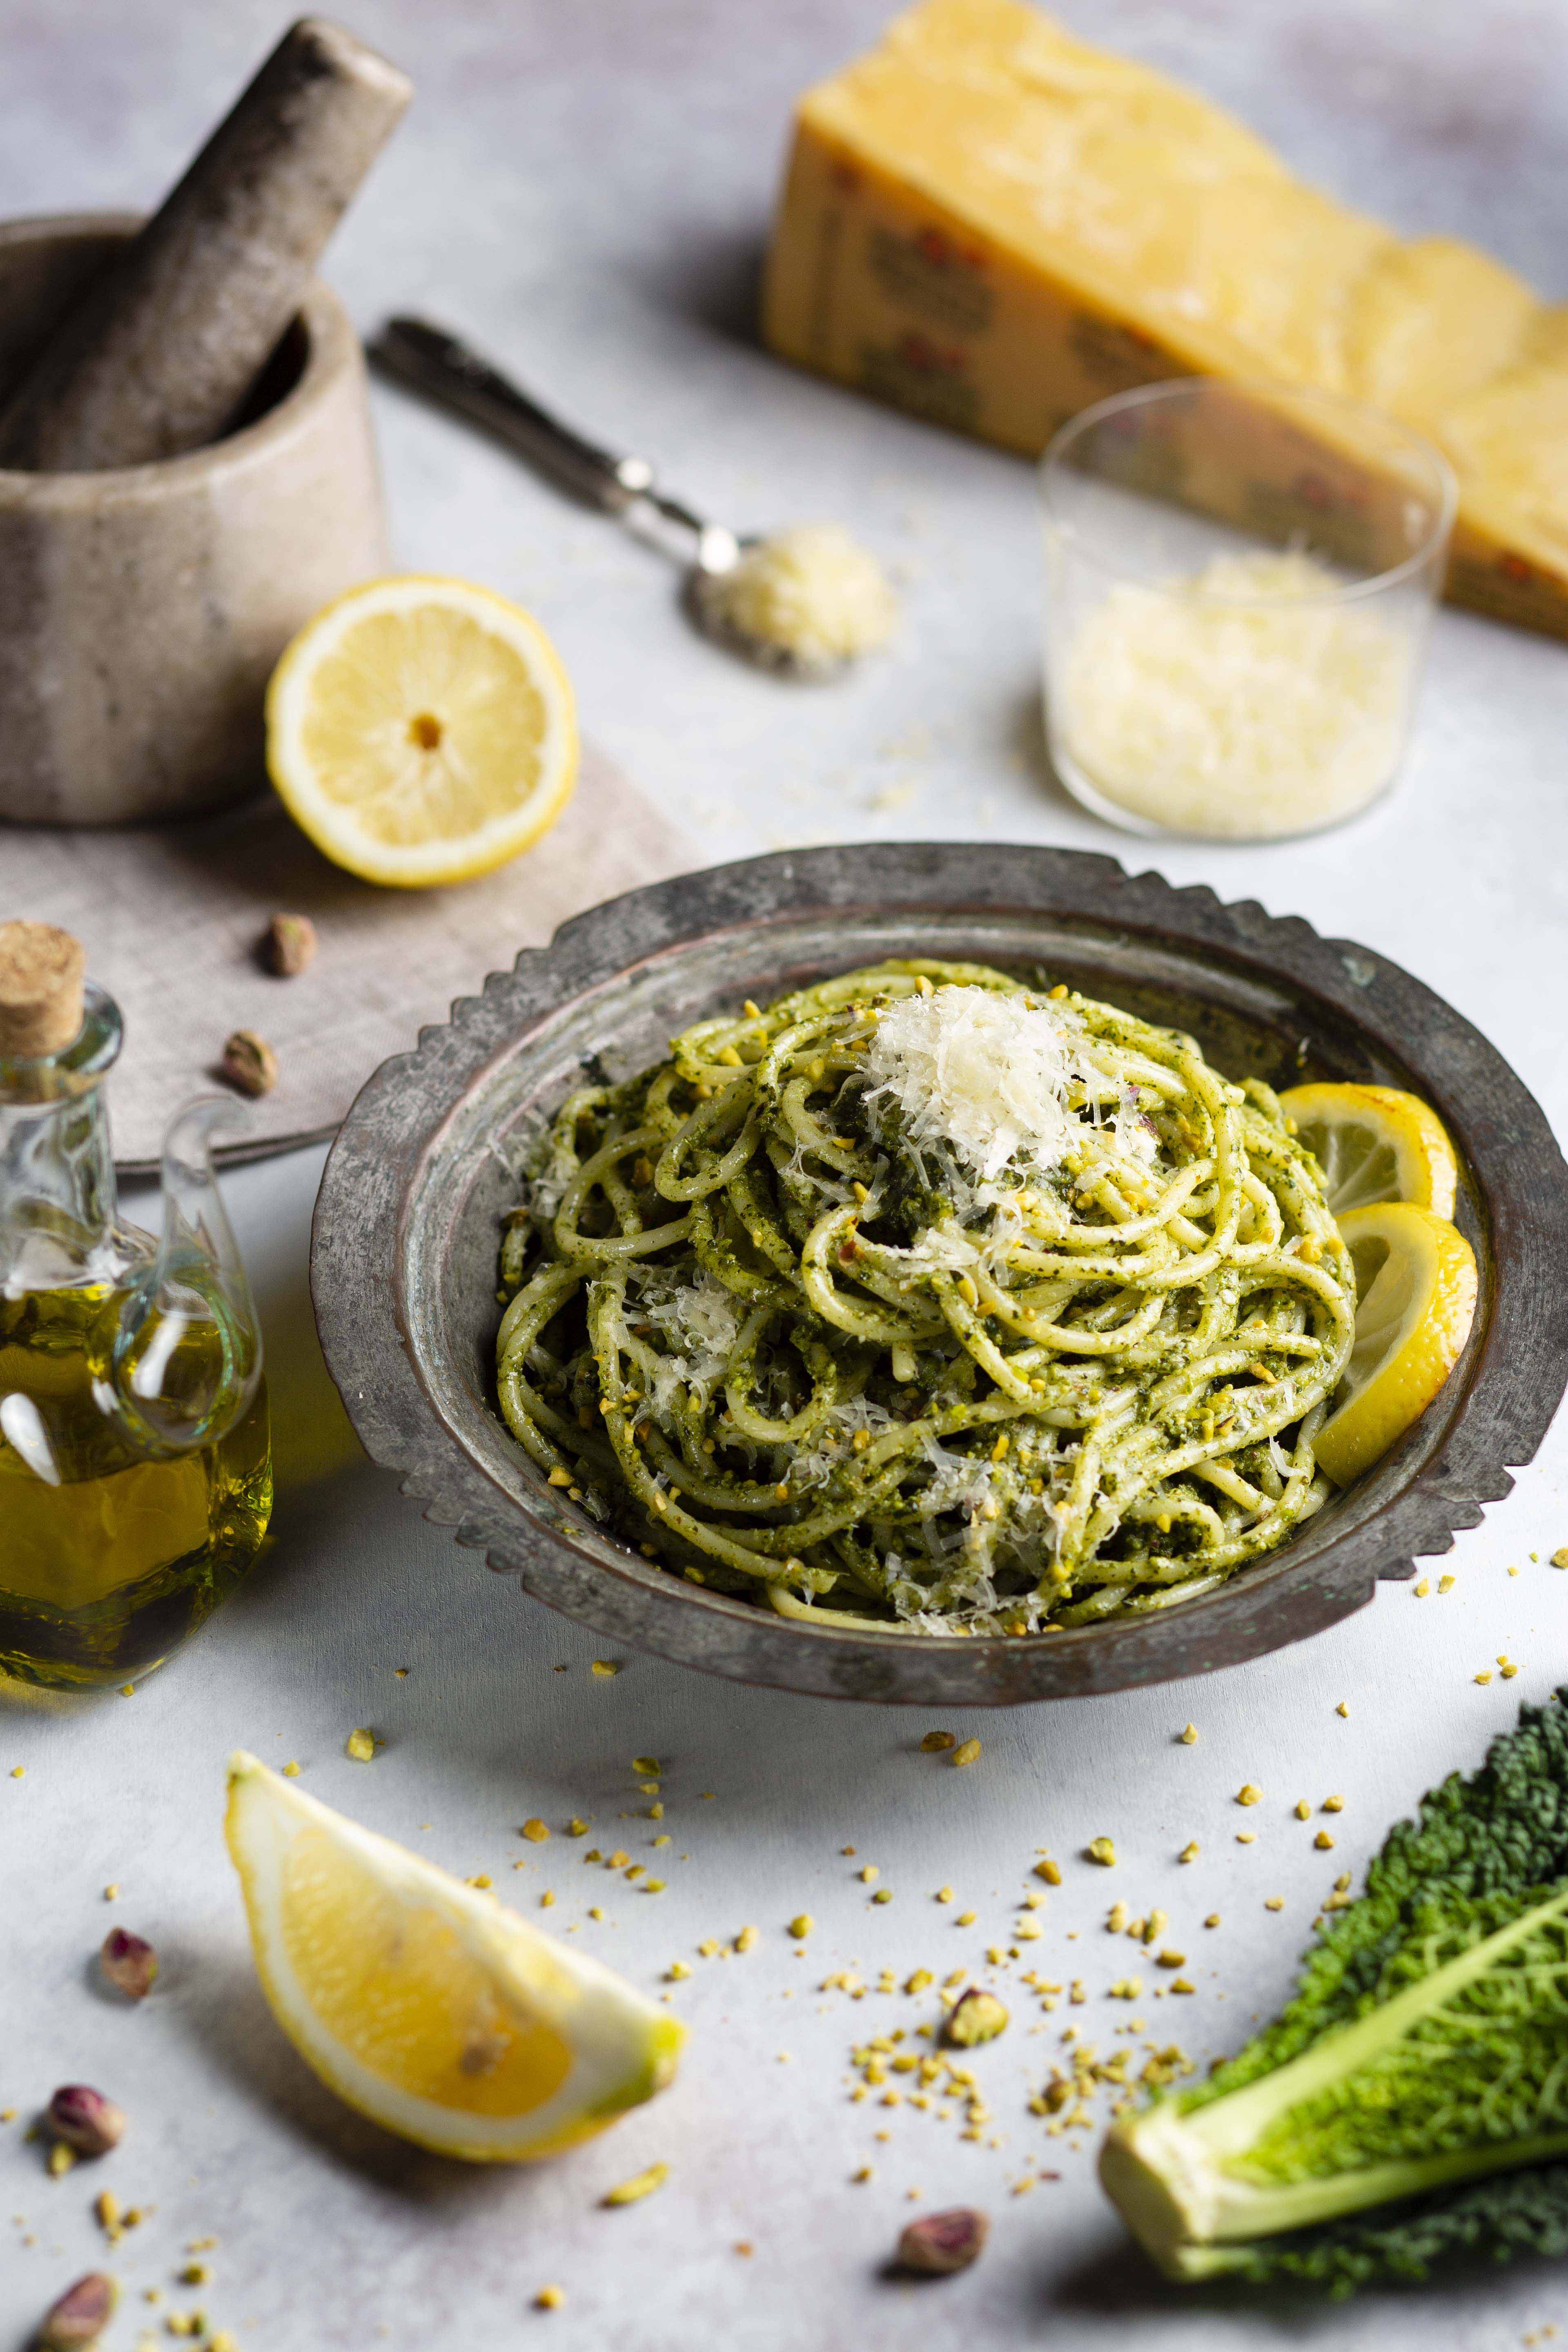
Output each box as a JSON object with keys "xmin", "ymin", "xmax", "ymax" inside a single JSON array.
[
  {"xmin": 521, "ymin": 1819, "xmax": 550, "ymax": 1844},
  {"xmin": 1438, "ymin": 1575, "xmax": 1456, "ymax": 1594},
  {"xmin": 1178, "ymin": 1724, "xmax": 1198, "ymax": 1745},
  {"xmin": 1336, "ymin": 1701, "xmax": 1350, "ymax": 1718},
  {"xmin": 345, "ymin": 1728, "xmax": 376, "ymax": 1763},
  {"xmin": 1086, "ymin": 1838, "xmax": 1116, "ymax": 1867},
  {"xmin": 590, "ymin": 1661, "xmax": 621, "ymax": 1678},
  {"xmin": 1265, "ymin": 1896, "xmax": 1285, "ymax": 1912},
  {"xmin": 281, "ymin": 1761, "xmax": 301, "ymax": 1777},
  {"xmin": 1034, "ymin": 1858, "xmax": 1062, "ymax": 1886},
  {"xmin": 1178, "ymin": 1841, "xmax": 1200, "ymax": 1864},
  {"xmin": 952, "ymin": 1739, "xmax": 982, "ymax": 1768},
  {"xmin": 1204, "ymin": 1914, "xmax": 1221, "ymax": 1928},
  {"xmin": 603, "ymin": 2161, "xmax": 668, "ymax": 2207},
  {"xmin": 534, "ymin": 2284, "xmax": 566, "ymax": 2309},
  {"xmin": 1236, "ymin": 1784, "xmax": 1261, "ymax": 1807},
  {"xmin": 922, "ymin": 1731, "xmax": 956, "ymax": 1752},
  {"xmin": 736, "ymin": 1926, "xmax": 760, "ymax": 1953}
]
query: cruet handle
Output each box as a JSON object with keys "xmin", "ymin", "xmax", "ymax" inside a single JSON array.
[{"xmin": 107, "ymin": 1099, "xmax": 263, "ymax": 1456}]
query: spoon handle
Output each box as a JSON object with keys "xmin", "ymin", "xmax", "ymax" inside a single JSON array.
[{"xmin": 372, "ymin": 315, "xmax": 658, "ymax": 515}]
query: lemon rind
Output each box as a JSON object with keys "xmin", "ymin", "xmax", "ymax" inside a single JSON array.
[{"xmin": 1312, "ymin": 1204, "xmax": 1477, "ymax": 1487}]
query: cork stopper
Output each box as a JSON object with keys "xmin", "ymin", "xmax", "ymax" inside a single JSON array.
[{"xmin": 0, "ymin": 922, "xmax": 87, "ymax": 1056}]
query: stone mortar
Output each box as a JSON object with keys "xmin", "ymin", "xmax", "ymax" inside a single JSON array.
[{"xmin": 0, "ymin": 214, "xmax": 387, "ymax": 826}]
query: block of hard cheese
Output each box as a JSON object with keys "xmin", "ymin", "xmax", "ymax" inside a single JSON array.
[{"xmin": 763, "ymin": 0, "xmax": 1568, "ymax": 640}]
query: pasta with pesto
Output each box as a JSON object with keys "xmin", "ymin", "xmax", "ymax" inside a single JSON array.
[{"xmin": 495, "ymin": 961, "xmax": 1357, "ymax": 1637}]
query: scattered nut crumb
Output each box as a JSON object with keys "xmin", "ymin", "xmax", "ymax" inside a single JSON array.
[
  {"xmin": 534, "ymin": 2284, "xmax": 566, "ymax": 2310},
  {"xmin": 100, "ymin": 1929, "xmax": 157, "ymax": 2002},
  {"xmin": 951, "ymin": 1739, "xmax": 982, "ymax": 1768},
  {"xmin": 218, "ymin": 1029, "xmax": 277, "ymax": 1097},
  {"xmin": 1236, "ymin": 1784, "xmax": 1262, "ymax": 1807},
  {"xmin": 1034, "ymin": 1858, "xmax": 1062, "ymax": 1885},
  {"xmin": 789, "ymin": 1914, "xmax": 814, "ymax": 1939},
  {"xmin": 1336, "ymin": 1701, "xmax": 1350, "ymax": 1718},
  {"xmin": 921, "ymin": 1731, "xmax": 956, "ymax": 1752},
  {"xmin": 735, "ymin": 1926, "xmax": 760, "ymax": 1953},
  {"xmin": 1085, "ymin": 1838, "xmax": 1116, "ymax": 1866},
  {"xmin": 590, "ymin": 1661, "xmax": 621, "ymax": 1678},
  {"xmin": 520, "ymin": 1819, "xmax": 550, "ymax": 1844},
  {"xmin": 1178, "ymin": 1842, "xmax": 1200, "ymax": 1864},
  {"xmin": 1265, "ymin": 1897, "xmax": 1285, "ymax": 1912},
  {"xmin": 345, "ymin": 1728, "xmax": 376, "ymax": 1763},
  {"xmin": 602, "ymin": 2161, "xmax": 668, "ymax": 2207},
  {"xmin": 1178, "ymin": 1724, "xmax": 1198, "ymax": 1745},
  {"xmin": 259, "ymin": 913, "xmax": 317, "ymax": 977},
  {"xmin": 897, "ymin": 2207, "xmax": 988, "ymax": 2274}
]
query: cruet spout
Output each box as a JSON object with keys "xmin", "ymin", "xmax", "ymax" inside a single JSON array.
[{"xmin": 107, "ymin": 1099, "xmax": 263, "ymax": 1457}]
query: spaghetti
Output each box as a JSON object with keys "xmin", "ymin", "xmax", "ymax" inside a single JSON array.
[{"xmin": 496, "ymin": 961, "xmax": 1356, "ymax": 1637}]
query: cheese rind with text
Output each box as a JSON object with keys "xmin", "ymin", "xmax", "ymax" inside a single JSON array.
[{"xmin": 762, "ymin": 0, "xmax": 1568, "ymax": 640}]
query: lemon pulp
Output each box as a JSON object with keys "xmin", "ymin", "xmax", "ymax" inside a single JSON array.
[
  {"xmin": 265, "ymin": 576, "xmax": 577, "ymax": 888},
  {"xmin": 1278, "ymin": 1082, "xmax": 1459, "ymax": 1218},
  {"xmin": 280, "ymin": 1825, "xmax": 572, "ymax": 2118}
]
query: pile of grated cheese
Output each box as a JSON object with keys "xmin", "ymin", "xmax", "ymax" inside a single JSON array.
[
  {"xmin": 862, "ymin": 986, "xmax": 1080, "ymax": 1185},
  {"xmin": 1056, "ymin": 548, "xmax": 1413, "ymax": 840},
  {"xmin": 701, "ymin": 523, "xmax": 898, "ymax": 670}
]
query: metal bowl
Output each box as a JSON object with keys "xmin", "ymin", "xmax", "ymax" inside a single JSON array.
[{"xmin": 310, "ymin": 844, "xmax": 1568, "ymax": 1704}]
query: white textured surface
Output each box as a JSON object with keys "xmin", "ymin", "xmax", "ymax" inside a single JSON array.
[{"xmin": 4, "ymin": 2, "xmax": 1568, "ymax": 2347}]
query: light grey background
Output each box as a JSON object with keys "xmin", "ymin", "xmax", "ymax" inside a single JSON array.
[{"xmin": 4, "ymin": 3, "xmax": 1568, "ymax": 2348}]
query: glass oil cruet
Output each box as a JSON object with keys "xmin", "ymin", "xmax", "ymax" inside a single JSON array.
[{"xmin": 0, "ymin": 921, "xmax": 272, "ymax": 1688}]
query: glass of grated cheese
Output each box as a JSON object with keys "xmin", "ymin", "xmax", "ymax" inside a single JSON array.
[{"xmin": 1040, "ymin": 379, "xmax": 1455, "ymax": 841}]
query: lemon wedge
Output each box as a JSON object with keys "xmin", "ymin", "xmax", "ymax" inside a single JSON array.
[
  {"xmin": 1313, "ymin": 1203, "xmax": 1477, "ymax": 1486},
  {"xmin": 1278, "ymin": 1082, "xmax": 1458, "ymax": 1218},
  {"xmin": 225, "ymin": 1752, "xmax": 682, "ymax": 2161},
  {"xmin": 265, "ymin": 576, "xmax": 578, "ymax": 887}
]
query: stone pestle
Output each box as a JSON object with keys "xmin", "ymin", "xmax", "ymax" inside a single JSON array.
[{"xmin": 0, "ymin": 18, "xmax": 411, "ymax": 473}]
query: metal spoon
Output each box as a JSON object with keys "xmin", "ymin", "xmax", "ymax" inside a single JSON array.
[{"xmin": 369, "ymin": 315, "xmax": 873, "ymax": 677}]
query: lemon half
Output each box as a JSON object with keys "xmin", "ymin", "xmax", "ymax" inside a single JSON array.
[
  {"xmin": 1278, "ymin": 1082, "xmax": 1459, "ymax": 1218},
  {"xmin": 225, "ymin": 1753, "xmax": 682, "ymax": 2161},
  {"xmin": 1313, "ymin": 1203, "xmax": 1477, "ymax": 1487},
  {"xmin": 265, "ymin": 576, "xmax": 578, "ymax": 887}
]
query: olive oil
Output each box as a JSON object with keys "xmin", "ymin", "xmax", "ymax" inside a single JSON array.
[{"xmin": 0, "ymin": 1285, "xmax": 272, "ymax": 1687}]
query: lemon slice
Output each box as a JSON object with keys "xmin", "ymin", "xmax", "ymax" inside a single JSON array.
[
  {"xmin": 225, "ymin": 1752, "xmax": 682, "ymax": 2161},
  {"xmin": 1277, "ymin": 1082, "xmax": 1458, "ymax": 1218},
  {"xmin": 1313, "ymin": 1203, "xmax": 1477, "ymax": 1486},
  {"xmin": 265, "ymin": 576, "xmax": 578, "ymax": 887}
]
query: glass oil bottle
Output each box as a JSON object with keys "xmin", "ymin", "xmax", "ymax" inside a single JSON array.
[{"xmin": 0, "ymin": 922, "xmax": 272, "ymax": 1688}]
